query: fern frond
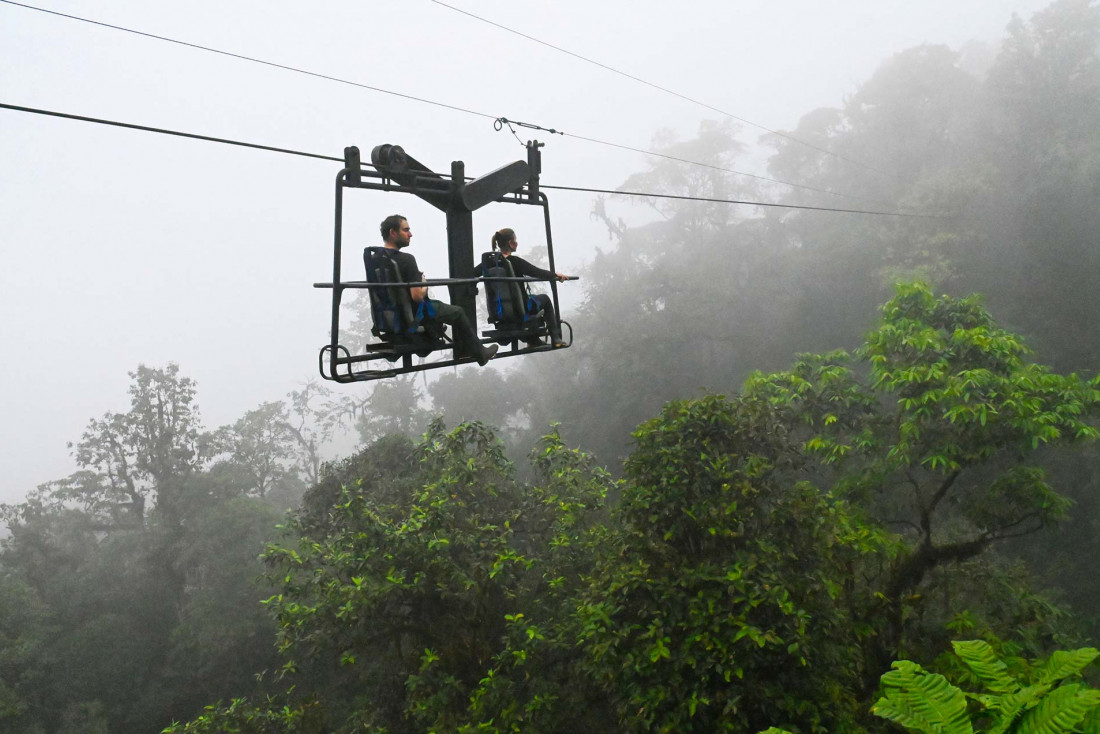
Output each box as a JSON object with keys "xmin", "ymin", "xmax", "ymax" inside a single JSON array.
[
  {"xmin": 1035, "ymin": 648, "xmax": 1099, "ymax": 686},
  {"xmin": 986, "ymin": 714, "xmax": 1020, "ymax": 734},
  {"xmin": 990, "ymin": 684, "xmax": 1050, "ymax": 714},
  {"xmin": 1016, "ymin": 683, "xmax": 1100, "ymax": 734},
  {"xmin": 880, "ymin": 659, "xmax": 930, "ymax": 686},
  {"xmin": 1081, "ymin": 704, "xmax": 1100, "ymax": 734},
  {"xmin": 953, "ymin": 640, "xmax": 1018, "ymax": 694},
  {"xmin": 980, "ymin": 685, "xmax": 1050, "ymax": 734},
  {"xmin": 873, "ymin": 661, "xmax": 973, "ymax": 734}
]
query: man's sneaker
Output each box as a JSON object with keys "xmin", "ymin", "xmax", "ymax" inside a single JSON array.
[
  {"xmin": 552, "ymin": 340, "xmax": 567, "ymax": 348},
  {"xmin": 476, "ymin": 344, "xmax": 499, "ymax": 366},
  {"xmin": 525, "ymin": 337, "xmax": 544, "ymax": 349}
]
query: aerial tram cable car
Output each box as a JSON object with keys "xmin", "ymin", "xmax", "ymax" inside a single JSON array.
[{"xmin": 315, "ymin": 141, "xmax": 577, "ymax": 383}]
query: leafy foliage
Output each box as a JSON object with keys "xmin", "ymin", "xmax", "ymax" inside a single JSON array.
[
  {"xmin": 254, "ymin": 420, "xmax": 616, "ymax": 733},
  {"xmin": 874, "ymin": 660, "xmax": 974, "ymax": 734},
  {"xmin": 0, "ymin": 572, "xmax": 50, "ymax": 731},
  {"xmin": 163, "ymin": 696, "xmax": 327, "ymax": 734},
  {"xmin": 164, "ymin": 278, "xmax": 1100, "ymax": 734},
  {"xmin": 873, "ymin": 641, "xmax": 1100, "ymax": 734},
  {"xmin": 743, "ymin": 282, "xmax": 1100, "ymax": 683},
  {"xmin": 0, "ymin": 365, "xmax": 330, "ymax": 733},
  {"xmin": 577, "ymin": 393, "xmax": 881, "ymax": 733}
]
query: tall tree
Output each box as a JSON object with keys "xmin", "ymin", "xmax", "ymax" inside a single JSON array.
[
  {"xmin": 285, "ymin": 381, "xmax": 340, "ymax": 488},
  {"xmin": 210, "ymin": 400, "xmax": 304, "ymax": 502},
  {"xmin": 44, "ymin": 363, "xmax": 209, "ymax": 526},
  {"xmin": 577, "ymin": 393, "xmax": 878, "ymax": 733},
  {"xmin": 744, "ymin": 282, "xmax": 1100, "ymax": 685}
]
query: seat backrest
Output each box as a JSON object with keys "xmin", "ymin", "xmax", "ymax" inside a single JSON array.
[
  {"xmin": 481, "ymin": 252, "xmax": 529, "ymax": 324},
  {"xmin": 363, "ymin": 246, "xmax": 418, "ymax": 335}
]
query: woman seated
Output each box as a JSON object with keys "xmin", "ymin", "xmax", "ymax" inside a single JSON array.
[{"xmin": 476, "ymin": 228, "xmax": 571, "ymax": 348}]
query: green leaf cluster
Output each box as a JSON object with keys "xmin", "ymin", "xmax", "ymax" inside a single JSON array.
[
  {"xmin": 873, "ymin": 641, "xmax": 1100, "ymax": 734},
  {"xmin": 577, "ymin": 393, "xmax": 882, "ymax": 733},
  {"xmin": 253, "ymin": 420, "xmax": 616, "ymax": 733}
]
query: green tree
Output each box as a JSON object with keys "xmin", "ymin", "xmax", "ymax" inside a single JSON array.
[
  {"xmin": 210, "ymin": 400, "xmax": 307, "ymax": 504},
  {"xmin": 577, "ymin": 393, "xmax": 883, "ymax": 733},
  {"xmin": 153, "ymin": 497, "xmax": 284, "ymax": 725},
  {"xmin": 285, "ymin": 381, "xmax": 340, "ymax": 489},
  {"xmin": 34, "ymin": 363, "xmax": 210, "ymax": 526},
  {"xmin": 744, "ymin": 282, "xmax": 1100, "ymax": 686},
  {"xmin": 168, "ymin": 422, "xmax": 615, "ymax": 733},
  {"xmin": 0, "ymin": 571, "xmax": 51, "ymax": 733},
  {"xmin": 1, "ymin": 475, "xmax": 288, "ymax": 732},
  {"xmin": 968, "ymin": 0, "xmax": 1100, "ymax": 372},
  {"xmin": 755, "ymin": 0, "xmax": 1100, "ymax": 625},
  {"xmin": 0, "ymin": 364, "xmax": 300, "ymax": 733},
  {"xmin": 257, "ymin": 420, "xmax": 615, "ymax": 733}
]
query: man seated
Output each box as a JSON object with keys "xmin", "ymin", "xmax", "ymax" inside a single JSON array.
[{"xmin": 377, "ymin": 214, "xmax": 498, "ymax": 366}]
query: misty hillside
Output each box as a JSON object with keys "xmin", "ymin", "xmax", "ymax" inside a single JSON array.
[{"xmin": 4, "ymin": 1, "xmax": 1100, "ymax": 732}]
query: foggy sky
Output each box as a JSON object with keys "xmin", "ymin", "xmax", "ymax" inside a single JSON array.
[{"xmin": 0, "ymin": 0, "xmax": 1053, "ymax": 506}]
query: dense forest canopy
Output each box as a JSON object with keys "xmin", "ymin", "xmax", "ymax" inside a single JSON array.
[{"xmin": 4, "ymin": 2, "xmax": 1100, "ymax": 732}]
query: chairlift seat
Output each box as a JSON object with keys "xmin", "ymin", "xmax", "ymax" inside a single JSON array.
[
  {"xmin": 363, "ymin": 246, "xmax": 446, "ymax": 358},
  {"xmin": 480, "ymin": 251, "xmax": 548, "ymax": 345}
]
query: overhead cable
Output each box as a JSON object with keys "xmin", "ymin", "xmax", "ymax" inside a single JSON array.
[
  {"xmin": 0, "ymin": 0, "xmax": 496, "ymax": 122},
  {"xmin": 1, "ymin": 0, "xmax": 892, "ymax": 206},
  {"xmin": 428, "ymin": 0, "xmax": 885, "ymax": 175},
  {"xmin": 0, "ymin": 102, "xmax": 344, "ymax": 163},
  {"xmin": 557, "ymin": 131, "xmax": 897, "ymax": 205},
  {"xmin": 0, "ymin": 102, "xmax": 935, "ymax": 218},
  {"xmin": 490, "ymin": 115, "xmax": 886, "ymax": 205},
  {"xmin": 540, "ymin": 184, "xmax": 937, "ymax": 218}
]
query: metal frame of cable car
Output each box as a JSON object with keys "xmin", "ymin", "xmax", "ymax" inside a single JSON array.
[{"xmin": 314, "ymin": 141, "xmax": 573, "ymax": 383}]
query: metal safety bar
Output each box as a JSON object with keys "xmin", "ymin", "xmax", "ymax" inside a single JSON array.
[{"xmin": 314, "ymin": 275, "xmax": 579, "ymax": 290}]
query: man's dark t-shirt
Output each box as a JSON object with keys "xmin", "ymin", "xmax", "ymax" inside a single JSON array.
[{"xmin": 387, "ymin": 248, "xmax": 423, "ymax": 290}]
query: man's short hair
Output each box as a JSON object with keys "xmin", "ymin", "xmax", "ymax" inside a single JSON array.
[{"xmin": 380, "ymin": 214, "xmax": 407, "ymax": 242}]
